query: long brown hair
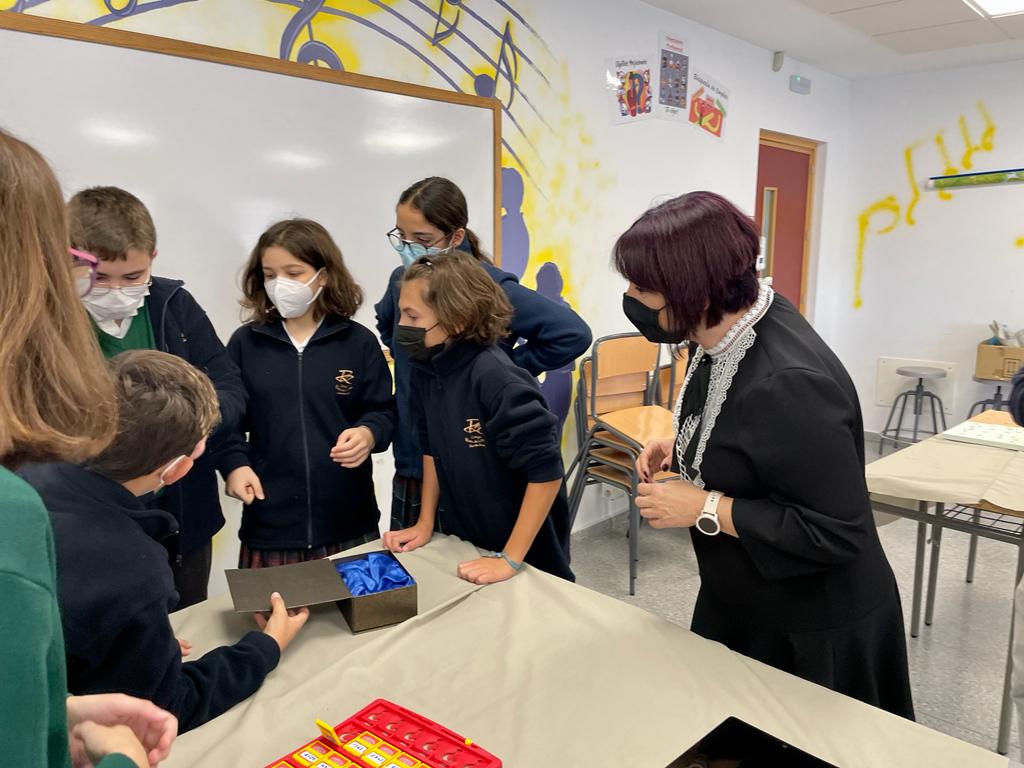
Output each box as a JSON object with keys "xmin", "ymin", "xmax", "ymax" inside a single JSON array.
[
  {"xmin": 241, "ymin": 218, "xmax": 363, "ymax": 324},
  {"xmin": 403, "ymin": 253, "xmax": 512, "ymax": 345},
  {"xmin": 398, "ymin": 177, "xmax": 492, "ymax": 264},
  {"xmin": 0, "ymin": 129, "xmax": 118, "ymax": 468}
]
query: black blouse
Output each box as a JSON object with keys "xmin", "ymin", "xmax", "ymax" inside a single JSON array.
[{"xmin": 675, "ymin": 294, "xmax": 913, "ymax": 718}]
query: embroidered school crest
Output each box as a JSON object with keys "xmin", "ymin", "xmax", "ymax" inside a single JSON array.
[
  {"xmin": 464, "ymin": 418, "xmax": 486, "ymax": 448},
  {"xmin": 335, "ymin": 369, "xmax": 354, "ymax": 395}
]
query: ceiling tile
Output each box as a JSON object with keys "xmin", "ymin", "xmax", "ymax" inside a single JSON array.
[
  {"xmin": 798, "ymin": 0, "xmax": 899, "ymax": 12},
  {"xmin": 834, "ymin": 0, "xmax": 981, "ymax": 35},
  {"xmin": 992, "ymin": 13, "xmax": 1024, "ymax": 38},
  {"xmin": 874, "ymin": 18, "xmax": 1009, "ymax": 52}
]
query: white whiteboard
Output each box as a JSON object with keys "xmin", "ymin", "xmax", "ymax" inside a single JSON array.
[
  {"xmin": 0, "ymin": 19, "xmax": 497, "ymax": 594},
  {"xmin": 0, "ymin": 22, "xmax": 497, "ymax": 339}
]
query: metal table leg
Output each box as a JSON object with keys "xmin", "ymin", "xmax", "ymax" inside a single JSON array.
[
  {"xmin": 925, "ymin": 505, "xmax": 944, "ymax": 626},
  {"xmin": 967, "ymin": 509, "xmax": 982, "ymax": 583},
  {"xmin": 997, "ymin": 540, "xmax": 1024, "ymax": 755},
  {"xmin": 911, "ymin": 505, "xmax": 928, "ymax": 638}
]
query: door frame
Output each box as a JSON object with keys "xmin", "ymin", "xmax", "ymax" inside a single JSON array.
[{"xmin": 758, "ymin": 129, "xmax": 818, "ymax": 315}]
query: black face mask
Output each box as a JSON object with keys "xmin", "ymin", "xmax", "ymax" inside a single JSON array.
[
  {"xmin": 622, "ymin": 294, "xmax": 686, "ymax": 344},
  {"xmin": 396, "ymin": 323, "xmax": 445, "ymax": 362}
]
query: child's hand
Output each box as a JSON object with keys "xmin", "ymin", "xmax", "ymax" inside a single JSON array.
[
  {"xmin": 330, "ymin": 426, "xmax": 375, "ymax": 468},
  {"xmin": 225, "ymin": 466, "xmax": 264, "ymax": 504},
  {"xmin": 67, "ymin": 693, "xmax": 177, "ymax": 768},
  {"xmin": 255, "ymin": 591, "xmax": 309, "ymax": 653},
  {"xmin": 177, "ymin": 637, "xmax": 192, "ymax": 657},
  {"xmin": 382, "ymin": 523, "xmax": 432, "ymax": 553},
  {"xmin": 457, "ymin": 556, "xmax": 518, "ymax": 585},
  {"xmin": 70, "ymin": 722, "xmax": 151, "ymax": 768}
]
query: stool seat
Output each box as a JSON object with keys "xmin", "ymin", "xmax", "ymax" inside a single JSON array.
[
  {"xmin": 880, "ymin": 366, "xmax": 948, "ymax": 454},
  {"xmin": 897, "ymin": 366, "xmax": 946, "ymax": 380}
]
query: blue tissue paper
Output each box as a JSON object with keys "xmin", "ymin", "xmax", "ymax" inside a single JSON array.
[{"xmin": 336, "ymin": 552, "xmax": 414, "ymax": 596}]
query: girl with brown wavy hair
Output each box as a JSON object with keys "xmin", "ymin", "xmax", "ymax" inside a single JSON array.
[{"xmin": 382, "ymin": 252, "xmax": 573, "ymax": 584}]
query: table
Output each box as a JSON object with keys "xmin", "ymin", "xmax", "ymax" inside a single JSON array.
[
  {"xmin": 165, "ymin": 536, "xmax": 1003, "ymax": 767},
  {"xmin": 867, "ymin": 410, "xmax": 1024, "ymax": 755}
]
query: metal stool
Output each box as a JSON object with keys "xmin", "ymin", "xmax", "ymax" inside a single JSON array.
[
  {"xmin": 879, "ymin": 366, "xmax": 948, "ymax": 455},
  {"xmin": 968, "ymin": 382, "xmax": 1010, "ymax": 418}
]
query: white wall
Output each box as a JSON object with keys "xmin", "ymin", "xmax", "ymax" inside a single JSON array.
[
  {"xmin": 523, "ymin": 0, "xmax": 854, "ymax": 528},
  {"xmin": 16, "ymin": 0, "xmax": 860, "ymax": 545},
  {"xmin": 531, "ymin": 0, "xmax": 852, "ymax": 348},
  {"xmin": 824, "ymin": 61, "xmax": 1024, "ymax": 433}
]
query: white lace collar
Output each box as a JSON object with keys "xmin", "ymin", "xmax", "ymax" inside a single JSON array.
[{"xmin": 673, "ymin": 281, "xmax": 774, "ymax": 488}]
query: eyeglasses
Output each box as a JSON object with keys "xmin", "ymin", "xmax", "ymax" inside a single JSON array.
[
  {"xmin": 386, "ymin": 227, "xmax": 448, "ymax": 252},
  {"xmin": 86, "ymin": 277, "xmax": 153, "ymax": 298},
  {"xmin": 70, "ymin": 248, "xmax": 98, "ymax": 297}
]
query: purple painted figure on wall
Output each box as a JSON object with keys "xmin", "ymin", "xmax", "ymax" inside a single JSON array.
[{"xmin": 535, "ymin": 261, "xmax": 574, "ymax": 436}]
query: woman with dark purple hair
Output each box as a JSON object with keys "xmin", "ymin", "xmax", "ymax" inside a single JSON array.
[{"xmin": 618, "ymin": 191, "xmax": 914, "ymax": 719}]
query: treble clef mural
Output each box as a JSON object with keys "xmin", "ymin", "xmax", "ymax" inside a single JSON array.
[
  {"xmin": 13, "ymin": 0, "xmax": 588, "ymax": 433},
  {"xmin": 279, "ymin": 0, "xmax": 344, "ymax": 70},
  {"xmin": 103, "ymin": 0, "xmax": 138, "ymax": 17}
]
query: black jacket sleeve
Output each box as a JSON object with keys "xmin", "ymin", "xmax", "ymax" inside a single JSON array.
[
  {"xmin": 1011, "ymin": 363, "xmax": 1024, "ymax": 426},
  {"xmin": 410, "ymin": 371, "xmax": 432, "ymax": 458},
  {"xmin": 374, "ymin": 268, "xmax": 402, "ymax": 352},
  {"xmin": 498, "ymin": 277, "xmax": 592, "ymax": 376},
  {"xmin": 70, "ymin": 597, "xmax": 280, "ymax": 733},
  {"xmin": 213, "ymin": 329, "xmax": 252, "ymax": 477},
  {"xmin": 486, "ymin": 381, "xmax": 563, "ymax": 483},
  {"xmin": 355, "ymin": 339, "xmax": 396, "ymax": 453},
  {"xmin": 730, "ymin": 368, "xmax": 873, "ymax": 581},
  {"xmin": 172, "ymin": 291, "xmax": 248, "ymax": 477}
]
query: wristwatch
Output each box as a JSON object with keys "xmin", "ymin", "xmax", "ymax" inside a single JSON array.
[{"xmin": 696, "ymin": 491, "xmax": 723, "ymax": 536}]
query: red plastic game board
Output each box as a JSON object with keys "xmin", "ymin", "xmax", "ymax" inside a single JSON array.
[{"xmin": 264, "ymin": 699, "xmax": 502, "ymax": 768}]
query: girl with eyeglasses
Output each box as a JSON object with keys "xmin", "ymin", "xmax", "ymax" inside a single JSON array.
[{"xmin": 375, "ymin": 177, "xmax": 591, "ymax": 535}]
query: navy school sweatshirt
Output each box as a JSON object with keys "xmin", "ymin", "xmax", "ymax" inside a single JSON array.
[
  {"xmin": 218, "ymin": 315, "xmax": 396, "ymax": 550},
  {"xmin": 17, "ymin": 462, "xmax": 281, "ymax": 733},
  {"xmin": 410, "ymin": 339, "xmax": 574, "ymax": 580},
  {"xmin": 146, "ymin": 276, "xmax": 247, "ymax": 557},
  {"xmin": 375, "ymin": 255, "xmax": 592, "ymax": 481}
]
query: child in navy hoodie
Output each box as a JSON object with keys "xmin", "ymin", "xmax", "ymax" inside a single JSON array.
[
  {"xmin": 19, "ymin": 350, "xmax": 308, "ymax": 733},
  {"xmin": 382, "ymin": 253, "xmax": 573, "ymax": 583},
  {"xmin": 375, "ymin": 177, "xmax": 591, "ymax": 533},
  {"xmin": 219, "ymin": 219, "xmax": 395, "ymax": 568},
  {"xmin": 69, "ymin": 186, "xmax": 247, "ymax": 609}
]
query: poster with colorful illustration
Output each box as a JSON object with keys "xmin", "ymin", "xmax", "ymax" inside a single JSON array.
[
  {"xmin": 689, "ymin": 70, "xmax": 729, "ymax": 139},
  {"xmin": 656, "ymin": 31, "xmax": 689, "ymax": 121},
  {"xmin": 607, "ymin": 55, "xmax": 654, "ymax": 124}
]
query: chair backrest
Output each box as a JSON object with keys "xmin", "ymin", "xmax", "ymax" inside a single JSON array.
[
  {"xmin": 583, "ymin": 334, "xmax": 662, "ymax": 420},
  {"xmin": 652, "ymin": 347, "xmax": 689, "ymax": 410}
]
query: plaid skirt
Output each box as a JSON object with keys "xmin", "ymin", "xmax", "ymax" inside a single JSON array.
[
  {"xmin": 390, "ymin": 473, "xmax": 446, "ymax": 533},
  {"xmin": 238, "ymin": 531, "xmax": 378, "ymax": 569}
]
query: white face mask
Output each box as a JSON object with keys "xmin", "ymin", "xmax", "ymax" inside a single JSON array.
[
  {"xmin": 266, "ymin": 269, "xmax": 324, "ymax": 319},
  {"xmin": 82, "ymin": 282, "xmax": 151, "ymax": 338}
]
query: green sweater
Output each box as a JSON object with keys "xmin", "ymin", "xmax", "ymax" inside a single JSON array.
[{"xmin": 0, "ymin": 466, "xmax": 136, "ymax": 768}]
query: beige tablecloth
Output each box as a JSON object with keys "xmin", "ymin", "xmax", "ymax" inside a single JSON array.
[
  {"xmin": 166, "ymin": 536, "xmax": 1003, "ymax": 767},
  {"xmin": 866, "ymin": 433, "xmax": 1024, "ymax": 514}
]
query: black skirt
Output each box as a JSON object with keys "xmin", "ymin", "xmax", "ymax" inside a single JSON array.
[{"xmin": 692, "ymin": 581, "xmax": 915, "ymax": 720}]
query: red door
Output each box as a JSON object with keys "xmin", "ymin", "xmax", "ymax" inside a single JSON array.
[{"xmin": 754, "ymin": 136, "xmax": 814, "ymax": 311}]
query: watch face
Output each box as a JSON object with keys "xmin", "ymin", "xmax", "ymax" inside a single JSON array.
[{"xmin": 696, "ymin": 514, "xmax": 720, "ymax": 536}]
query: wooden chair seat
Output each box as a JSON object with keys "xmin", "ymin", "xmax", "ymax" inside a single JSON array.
[{"xmin": 596, "ymin": 406, "xmax": 675, "ymax": 447}]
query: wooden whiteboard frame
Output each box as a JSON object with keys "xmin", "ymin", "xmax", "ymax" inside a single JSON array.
[{"xmin": 0, "ymin": 11, "xmax": 503, "ymax": 263}]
